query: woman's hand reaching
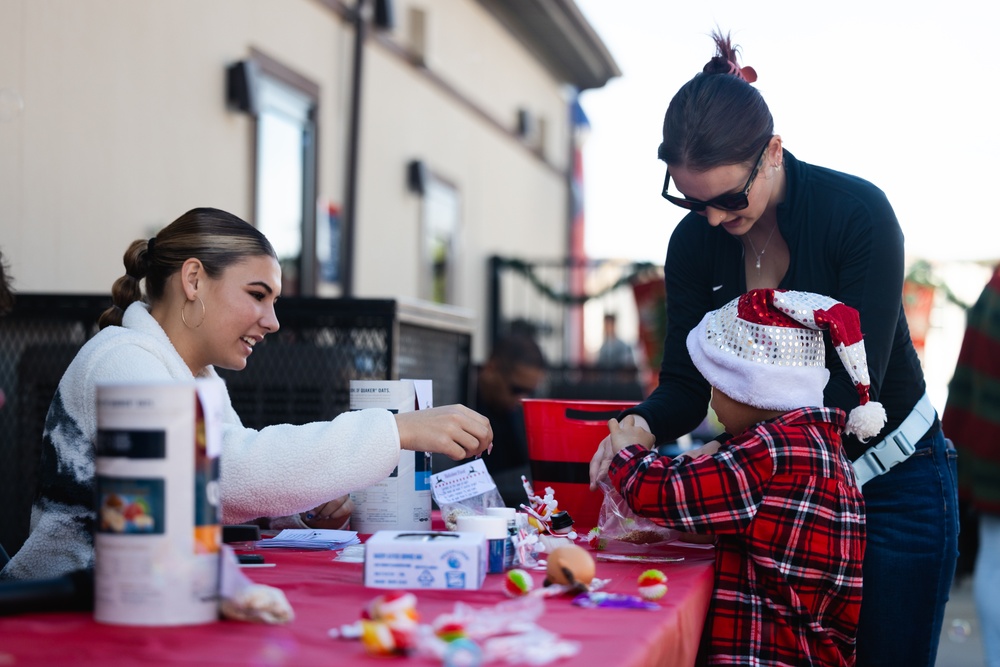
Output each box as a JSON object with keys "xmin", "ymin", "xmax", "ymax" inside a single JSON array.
[
  {"xmin": 301, "ymin": 495, "xmax": 353, "ymax": 530},
  {"xmin": 589, "ymin": 414, "xmax": 654, "ymax": 490},
  {"xmin": 395, "ymin": 404, "xmax": 494, "ymax": 461}
]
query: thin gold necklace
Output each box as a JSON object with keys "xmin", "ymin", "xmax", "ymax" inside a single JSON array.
[{"xmin": 744, "ymin": 222, "xmax": 777, "ymax": 274}]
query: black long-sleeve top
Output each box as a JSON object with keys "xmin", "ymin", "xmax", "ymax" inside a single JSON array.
[{"xmin": 625, "ymin": 150, "xmax": 935, "ymax": 461}]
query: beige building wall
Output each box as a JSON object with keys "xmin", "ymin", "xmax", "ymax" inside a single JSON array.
[
  {"xmin": 354, "ymin": 44, "xmax": 568, "ymax": 305},
  {"xmin": 0, "ymin": 0, "xmax": 598, "ymax": 361},
  {"xmin": 0, "ymin": 0, "xmax": 349, "ymax": 293}
]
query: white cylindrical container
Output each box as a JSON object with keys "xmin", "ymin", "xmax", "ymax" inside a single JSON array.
[
  {"xmin": 348, "ymin": 380, "xmax": 433, "ymax": 532},
  {"xmin": 455, "ymin": 515, "xmax": 509, "ymax": 573},
  {"xmin": 93, "ymin": 380, "xmax": 223, "ymax": 626}
]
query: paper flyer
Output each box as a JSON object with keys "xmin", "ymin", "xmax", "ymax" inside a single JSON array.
[
  {"xmin": 349, "ymin": 379, "xmax": 433, "ymax": 532},
  {"xmin": 93, "ymin": 379, "xmax": 223, "ymax": 626}
]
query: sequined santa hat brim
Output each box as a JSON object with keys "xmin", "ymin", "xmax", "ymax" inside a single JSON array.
[
  {"xmin": 686, "ymin": 289, "xmax": 887, "ymax": 441},
  {"xmin": 686, "ymin": 296, "xmax": 830, "ymax": 412}
]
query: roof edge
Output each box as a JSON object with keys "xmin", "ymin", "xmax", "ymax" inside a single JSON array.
[{"xmin": 478, "ymin": 0, "xmax": 621, "ymax": 91}]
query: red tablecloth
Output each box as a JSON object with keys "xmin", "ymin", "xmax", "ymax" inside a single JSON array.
[{"xmin": 0, "ymin": 544, "xmax": 714, "ymax": 667}]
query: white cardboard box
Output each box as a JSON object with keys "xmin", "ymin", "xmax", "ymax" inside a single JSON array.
[{"xmin": 364, "ymin": 530, "xmax": 487, "ymax": 590}]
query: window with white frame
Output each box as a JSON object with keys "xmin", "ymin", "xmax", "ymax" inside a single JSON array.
[
  {"xmin": 254, "ymin": 63, "xmax": 318, "ymax": 296},
  {"xmin": 420, "ymin": 173, "xmax": 460, "ymax": 305}
]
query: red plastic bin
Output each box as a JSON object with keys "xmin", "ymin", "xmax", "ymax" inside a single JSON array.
[{"xmin": 522, "ymin": 399, "xmax": 637, "ymax": 531}]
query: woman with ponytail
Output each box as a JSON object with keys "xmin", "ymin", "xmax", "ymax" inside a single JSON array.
[
  {"xmin": 2, "ymin": 207, "xmax": 492, "ymax": 580},
  {"xmin": 589, "ymin": 31, "xmax": 957, "ymax": 666}
]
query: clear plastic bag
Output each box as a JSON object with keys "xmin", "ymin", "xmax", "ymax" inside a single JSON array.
[
  {"xmin": 435, "ymin": 491, "xmax": 506, "ymax": 531},
  {"xmin": 431, "ymin": 460, "xmax": 506, "ymax": 530},
  {"xmin": 589, "ymin": 479, "xmax": 679, "ymax": 551}
]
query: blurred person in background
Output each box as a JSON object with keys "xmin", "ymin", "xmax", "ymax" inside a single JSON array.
[
  {"xmin": 942, "ymin": 263, "xmax": 1000, "ymax": 667},
  {"xmin": 596, "ymin": 313, "xmax": 635, "ymax": 368},
  {"xmin": 474, "ymin": 332, "xmax": 546, "ymax": 507}
]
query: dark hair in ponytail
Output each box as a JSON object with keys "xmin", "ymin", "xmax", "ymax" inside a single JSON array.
[
  {"xmin": 99, "ymin": 207, "xmax": 276, "ymax": 329},
  {"xmin": 659, "ymin": 30, "xmax": 773, "ymax": 171}
]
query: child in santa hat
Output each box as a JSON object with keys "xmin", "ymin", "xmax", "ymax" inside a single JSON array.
[{"xmin": 607, "ymin": 288, "xmax": 883, "ymax": 667}]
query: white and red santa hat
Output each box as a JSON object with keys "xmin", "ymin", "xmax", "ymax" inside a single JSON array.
[{"xmin": 686, "ymin": 288, "xmax": 887, "ymax": 441}]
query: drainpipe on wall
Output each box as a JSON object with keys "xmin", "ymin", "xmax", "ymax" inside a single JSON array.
[
  {"xmin": 340, "ymin": 0, "xmax": 367, "ymax": 297},
  {"xmin": 342, "ymin": 0, "xmax": 393, "ymax": 297}
]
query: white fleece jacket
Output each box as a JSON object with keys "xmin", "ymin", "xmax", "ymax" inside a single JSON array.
[{"xmin": 1, "ymin": 302, "xmax": 401, "ymax": 580}]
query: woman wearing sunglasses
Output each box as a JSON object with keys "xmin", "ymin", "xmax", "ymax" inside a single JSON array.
[{"xmin": 589, "ymin": 31, "xmax": 957, "ymax": 667}]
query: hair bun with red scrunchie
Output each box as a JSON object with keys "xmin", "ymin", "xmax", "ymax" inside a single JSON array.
[{"xmin": 703, "ymin": 30, "xmax": 757, "ymax": 83}]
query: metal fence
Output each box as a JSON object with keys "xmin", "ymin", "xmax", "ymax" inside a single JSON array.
[
  {"xmin": 0, "ymin": 294, "xmax": 472, "ymax": 556},
  {"xmin": 487, "ymin": 255, "xmax": 662, "ymax": 364},
  {"xmin": 487, "ymin": 255, "xmax": 662, "ymax": 400}
]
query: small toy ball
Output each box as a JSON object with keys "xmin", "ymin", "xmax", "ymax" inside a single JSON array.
[
  {"xmin": 637, "ymin": 569, "xmax": 668, "ymax": 601},
  {"xmin": 544, "ymin": 544, "xmax": 596, "ymax": 587},
  {"xmin": 433, "ymin": 613, "xmax": 468, "ymax": 642},
  {"xmin": 504, "ymin": 568, "xmax": 535, "ymax": 597}
]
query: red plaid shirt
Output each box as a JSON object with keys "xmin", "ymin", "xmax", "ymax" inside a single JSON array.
[{"xmin": 610, "ymin": 407, "xmax": 865, "ymax": 667}]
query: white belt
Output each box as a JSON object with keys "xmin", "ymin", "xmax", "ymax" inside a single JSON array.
[{"xmin": 852, "ymin": 392, "xmax": 936, "ymax": 488}]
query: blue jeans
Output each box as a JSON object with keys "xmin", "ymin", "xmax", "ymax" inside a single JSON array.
[
  {"xmin": 975, "ymin": 514, "xmax": 1000, "ymax": 667},
  {"xmin": 856, "ymin": 429, "xmax": 959, "ymax": 666}
]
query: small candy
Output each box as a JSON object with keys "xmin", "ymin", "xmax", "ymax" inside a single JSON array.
[
  {"xmin": 368, "ymin": 591, "xmax": 418, "ymax": 624},
  {"xmin": 586, "ymin": 527, "xmax": 605, "ymax": 551},
  {"xmin": 443, "ymin": 637, "xmax": 483, "ymax": 667},
  {"xmin": 504, "ymin": 568, "xmax": 534, "ymax": 597},
  {"xmin": 572, "ymin": 591, "xmax": 660, "ymax": 610},
  {"xmin": 359, "ymin": 619, "xmax": 399, "ymax": 655},
  {"xmin": 637, "ymin": 569, "xmax": 668, "ymax": 601},
  {"xmin": 433, "ymin": 613, "xmax": 468, "ymax": 642}
]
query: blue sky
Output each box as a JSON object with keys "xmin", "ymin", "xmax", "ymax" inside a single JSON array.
[{"xmin": 576, "ymin": 0, "xmax": 999, "ymax": 264}]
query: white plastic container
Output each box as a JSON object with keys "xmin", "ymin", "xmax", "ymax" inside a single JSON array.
[{"xmin": 93, "ymin": 380, "xmax": 223, "ymax": 626}]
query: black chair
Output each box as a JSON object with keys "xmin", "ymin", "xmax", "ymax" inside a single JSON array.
[{"xmin": 0, "ymin": 344, "xmax": 81, "ymax": 559}]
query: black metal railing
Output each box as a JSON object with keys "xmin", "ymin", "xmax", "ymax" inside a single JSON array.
[{"xmin": 0, "ymin": 294, "xmax": 472, "ymax": 556}]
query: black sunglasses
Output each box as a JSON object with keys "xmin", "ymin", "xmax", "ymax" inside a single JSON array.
[{"xmin": 661, "ymin": 141, "xmax": 769, "ymax": 212}]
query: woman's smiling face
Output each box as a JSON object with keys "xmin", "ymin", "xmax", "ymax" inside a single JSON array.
[{"xmin": 196, "ymin": 254, "xmax": 281, "ymax": 372}]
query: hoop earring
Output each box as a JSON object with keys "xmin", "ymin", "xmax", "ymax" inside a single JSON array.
[{"xmin": 181, "ymin": 297, "xmax": 206, "ymax": 329}]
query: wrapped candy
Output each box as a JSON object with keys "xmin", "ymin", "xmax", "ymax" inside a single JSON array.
[
  {"xmin": 503, "ymin": 568, "xmax": 534, "ymax": 597},
  {"xmin": 433, "ymin": 613, "xmax": 468, "ymax": 643},
  {"xmin": 637, "ymin": 569, "xmax": 668, "ymax": 601},
  {"xmin": 356, "ymin": 591, "xmax": 419, "ymax": 656}
]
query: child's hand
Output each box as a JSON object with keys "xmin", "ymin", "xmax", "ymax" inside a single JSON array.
[
  {"xmin": 607, "ymin": 416, "xmax": 655, "ymax": 455},
  {"xmin": 676, "ymin": 439, "xmax": 722, "ymax": 460}
]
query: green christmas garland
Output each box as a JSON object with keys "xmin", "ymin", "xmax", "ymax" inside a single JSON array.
[{"xmin": 495, "ymin": 257, "xmax": 662, "ymax": 305}]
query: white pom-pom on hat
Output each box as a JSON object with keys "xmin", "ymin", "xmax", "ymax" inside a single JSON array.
[{"xmin": 845, "ymin": 401, "xmax": 887, "ymax": 441}]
